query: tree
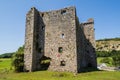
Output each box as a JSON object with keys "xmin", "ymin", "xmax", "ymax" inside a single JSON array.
[
  {"xmin": 12, "ymin": 46, "xmax": 24, "ymax": 72},
  {"xmin": 112, "ymin": 53, "xmax": 120, "ymax": 67}
]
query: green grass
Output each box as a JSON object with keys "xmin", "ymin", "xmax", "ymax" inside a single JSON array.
[
  {"xmin": 0, "ymin": 58, "xmax": 120, "ymax": 80},
  {"xmin": 0, "ymin": 58, "xmax": 12, "ymax": 71},
  {"xmin": 0, "ymin": 70, "xmax": 120, "ymax": 80}
]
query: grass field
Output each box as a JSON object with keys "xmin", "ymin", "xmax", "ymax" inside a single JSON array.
[
  {"xmin": 0, "ymin": 58, "xmax": 12, "ymax": 71},
  {"xmin": 0, "ymin": 58, "xmax": 120, "ymax": 80}
]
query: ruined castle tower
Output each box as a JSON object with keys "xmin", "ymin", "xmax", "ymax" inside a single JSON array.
[{"xmin": 24, "ymin": 6, "xmax": 97, "ymax": 73}]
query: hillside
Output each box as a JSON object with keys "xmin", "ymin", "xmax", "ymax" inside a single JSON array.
[
  {"xmin": 96, "ymin": 38, "xmax": 120, "ymax": 51},
  {"xmin": 0, "ymin": 52, "xmax": 14, "ymax": 58}
]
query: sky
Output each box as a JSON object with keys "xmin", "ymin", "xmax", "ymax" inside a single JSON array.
[{"xmin": 0, "ymin": 0, "xmax": 120, "ymax": 54}]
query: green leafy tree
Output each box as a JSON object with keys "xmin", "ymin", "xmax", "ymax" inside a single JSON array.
[
  {"xmin": 12, "ymin": 46, "xmax": 24, "ymax": 72},
  {"xmin": 112, "ymin": 53, "xmax": 120, "ymax": 67},
  {"xmin": 96, "ymin": 51, "xmax": 112, "ymax": 57}
]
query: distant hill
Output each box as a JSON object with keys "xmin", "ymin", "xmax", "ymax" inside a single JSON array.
[
  {"xmin": 96, "ymin": 37, "xmax": 120, "ymax": 41},
  {"xmin": 0, "ymin": 52, "xmax": 15, "ymax": 58},
  {"xmin": 96, "ymin": 37, "xmax": 120, "ymax": 51}
]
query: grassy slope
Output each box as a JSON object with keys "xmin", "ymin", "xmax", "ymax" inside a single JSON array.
[
  {"xmin": 0, "ymin": 58, "xmax": 120, "ymax": 80},
  {"xmin": 0, "ymin": 71, "xmax": 120, "ymax": 80}
]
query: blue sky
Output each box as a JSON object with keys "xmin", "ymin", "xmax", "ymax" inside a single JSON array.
[{"xmin": 0, "ymin": 0, "xmax": 120, "ymax": 54}]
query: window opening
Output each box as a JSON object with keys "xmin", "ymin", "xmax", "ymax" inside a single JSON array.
[
  {"xmin": 60, "ymin": 60, "xmax": 65, "ymax": 66},
  {"xmin": 61, "ymin": 10, "xmax": 66, "ymax": 15},
  {"xmin": 39, "ymin": 48, "xmax": 43, "ymax": 53},
  {"xmin": 61, "ymin": 33, "xmax": 64, "ymax": 38},
  {"xmin": 42, "ymin": 13, "xmax": 44, "ymax": 17},
  {"xmin": 42, "ymin": 26, "xmax": 45, "ymax": 30},
  {"xmin": 58, "ymin": 47, "xmax": 63, "ymax": 53}
]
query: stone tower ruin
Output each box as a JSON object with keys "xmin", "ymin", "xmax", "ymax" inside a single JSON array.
[{"xmin": 24, "ymin": 6, "xmax": 97, "ymax": 73}]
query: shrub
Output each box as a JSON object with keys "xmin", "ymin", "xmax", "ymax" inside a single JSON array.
[
  {"xmin": 100, "ymin": 57, "xmax": 111, "ymax": 64},
  {"xmin": 96, "ymin": 50, "xmax": 120, "ymax": 57},
  {"xmin": 12, "ymin": 46, "xmax": 24, "ymax": 72},
  {"xmin": 96, "ymin": 51, "xmax": 112, "ymax": 57},
  {"xmin": 112, "ymin": 53, "xmax": 120, "ymax": 67}
]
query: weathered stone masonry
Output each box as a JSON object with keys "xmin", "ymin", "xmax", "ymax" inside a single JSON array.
[{"xmin": 24, "ymin": 6, "xmax": 97, "ymax": 73}]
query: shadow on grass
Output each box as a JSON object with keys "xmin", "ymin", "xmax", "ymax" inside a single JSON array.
[{"xmin": 80, "ymin": 67, "xmax": 102, "ymax": 73}]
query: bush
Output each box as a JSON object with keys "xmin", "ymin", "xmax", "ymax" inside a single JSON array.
[
  {"xmin": 96, "ymin": 50, "xmax": 120, "ymax": 57},
  {"xmin": 96, "ymin": 51, "xmax": 112, "ymax": 57},
  {"xmin": 112, "ymin": 53, "xmax": 120, "ymax": 67},
  {"xmin": 12, "ymin": 46, "xmax": 24, "ymax": 72},
  {"xmin": 100, "ymin": 57, "xmax": 111, "ymax": 64}
]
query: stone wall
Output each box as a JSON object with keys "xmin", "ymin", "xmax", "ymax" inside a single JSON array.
[
  {"xmin": 42, "ymin": 7, "xmax": 77, "ymax": 73},
  {"xmin": 24, "ymin": 8, "xmax": 36, "ymax": 72},
  {"xmin": 81, "ymin": 19, "xmax": 97, "ymax": 68}
]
